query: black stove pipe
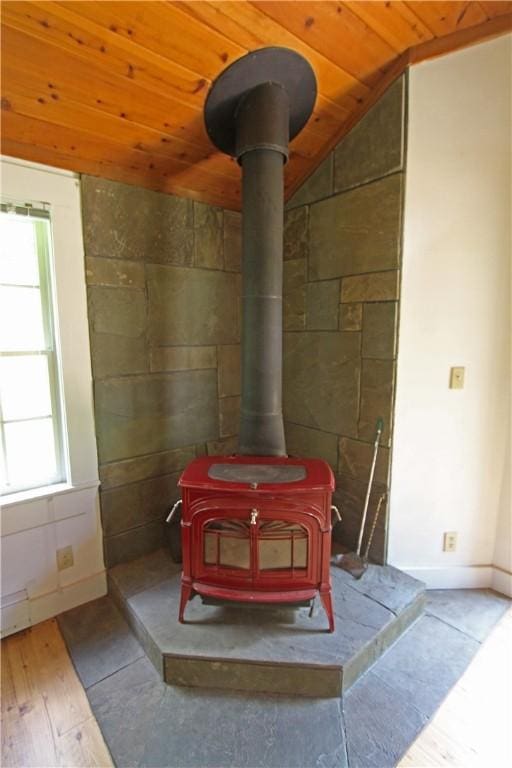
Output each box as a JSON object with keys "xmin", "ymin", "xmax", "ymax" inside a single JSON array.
[
  {"xmin": 203, "ymin": 48, "xmax": 316, "ymax": 458},
  {"xmin": 235, "ymin": 83, "xmax": 289, "ymax": 456}
]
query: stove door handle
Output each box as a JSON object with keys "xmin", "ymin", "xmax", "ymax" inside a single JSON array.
[{"xmin": 250, "ymin": 509, "xmax": 259, "ymax": 525}]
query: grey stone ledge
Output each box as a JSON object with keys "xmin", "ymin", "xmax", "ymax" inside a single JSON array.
[{"xmin": 109, "ymin": 549, "xmax": 425, "ymax": 698}]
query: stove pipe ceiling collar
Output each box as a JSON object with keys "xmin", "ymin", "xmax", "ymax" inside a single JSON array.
[{"xmin": 204, "ymin": 48, "xmax": 317, "ymax": 457}]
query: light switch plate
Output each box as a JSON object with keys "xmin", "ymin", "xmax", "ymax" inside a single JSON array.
[
  {"xmin": 443, "ymin": 532, "xmax": 458, "ymax": 552},
  {"xmin": 450, "ymin": 367, "xmax": 465, "ymax": 389}
]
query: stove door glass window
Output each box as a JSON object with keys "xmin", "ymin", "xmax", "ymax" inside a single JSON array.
[
  {"xmin": 204, "ymin": 519, "xmax": 250, "ymax": 570},
  {"xmin": 258, "ymin": 520, "xmax": 308, "ymax": 571}
]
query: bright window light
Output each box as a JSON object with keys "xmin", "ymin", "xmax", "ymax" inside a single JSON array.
[{"xmin": 0, "ymin": 204, "xmax": 66, "ymax": 494}]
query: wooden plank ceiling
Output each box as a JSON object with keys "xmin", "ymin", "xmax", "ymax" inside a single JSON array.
[{"xmin": 1, "ymin": 1, "xmax": 511, "ymax": 210}]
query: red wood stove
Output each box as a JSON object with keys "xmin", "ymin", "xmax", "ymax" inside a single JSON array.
[
  {"xmin": 174, "ymin": 51, "xmax": 337, "ymax": 631},
  {"xmin": 178, "ymin": 455, "xmax": 336, "ymax": 632}
]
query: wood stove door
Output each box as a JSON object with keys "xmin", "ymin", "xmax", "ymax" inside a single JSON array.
[{"xmin": 191, "ymin": 498, "xmax": 321, "ymax": 589}]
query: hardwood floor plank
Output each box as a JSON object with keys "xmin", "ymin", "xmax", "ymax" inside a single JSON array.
[
  {"xmin": 27, "ymin": 620, "xmax": 92, "ymax": 738},
  {"xmin": 1, "ymin": 620, "xmax": 113, "ymax": 768}
]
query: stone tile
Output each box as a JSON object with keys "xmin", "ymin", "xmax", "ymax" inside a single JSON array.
[
  {"xmin": 217, "ymin": 344, "xmax": 241, "ymax": 397},
  {"xmin": 341, "ymin": 270, "xmax": 399, "ymax": 303},
  {"xmin": 88, "ymin": 656, "xmax": 347, "ymax": 768},
  {"xmin": 147, "ymin": 264, "xmax": 240, "ymax": 346},
  {"xmin": 88, "ymin": 286, "xmax": 146, "ymax": 338},
  {"xmin": 100, "ymin": 472, "xmax": 180, "ymax": 537},
  {"xmin": 306, "ymin": 280, "xmax": 340, "ymax": 330},
  {"xmin": 284, "ymin": 287, "xmax": 306, "ymax": 330},
  {"xmin": 335, "ymin": 76, "xmax": 405, "ymax": 194},
  {"xmin": 284, "ymin": 258, "xmax": 307, "ymax": 331},
  {"xmin": 340, "ymin": 302, "xmax": 363, "ymax": 331},
  {"xmin": 283, "ymin": 207, "xmax": 308, "ymax": 261},
  {"xmin": 309, "ymin": 174, "xmax": 403, "ymax": 280},
  {"xmin": 99, "ymin": 446, "xmax": 194, "ymax": 490},
  {"xmin": 85, "ymin": 257, "xmax": 145, "ymax": 288},
  {"xmin": 58, "ymin": 596, "xmax": 144, "ymax": 689},
  {"xmin": 284, "ymin": 332, "xmax": 360, "ymax": 437},
  {"xmin": 358, "ymin": 359, "xmax": 395, "ymax": 444},
  {"xmin": 207, "ymin": 435, "xmax": 238, "ymax": 455},
  {"xmin": 193, "ymin": 201, "xmax": 223, "ymax": 269},
  {"xmin": 149, "ymin": 345, "xmax": 216, "ymax": 372},
  {"xmin": 90, "ymin": 332, "xmax": 147, "ymax": 379},
  {"xmin": 94, "ymin": 370, "xmax": 219, "ymax": 463},
  {"xmin": 219, "ymin": 395, "xmax": 240, "ymax": 438},
  {"xmin": 332, "ymin": 564, "xmax": 425, "ymax": 616},
  {"xmin": 81, "ymin": 175, "xmax": 194, "ymax": 264},
  {"xmin": 166, "ymin": 656, "xmax": 342, "ymax": 699},
  {"xmin": 362, "ymin": 302, "xmax": 397, "ymax": 359},
  {"xmin": 338, "ymin": 436, "xmax": 390, "ymax": 485},
  {"xmin": 104, "ymin": 520, "xmax": 165, "ymax": 568},
  {"xmin": 109, "ymin": 548, "xmax": 181, "ymax": 598},
  {"xmin": 223, "ymin": 210, "xmax": 241, "ymax": 272},
  {"xmin": 286, "ymin": 154, "xmax": 334, "ymax": 209},
  {"xmin": 285, "ymin": 422, "xmax": 338, "ymax": 469},
  {"xmin": 344, "ymin": 668, "xmax": 428, "ymax": 768},
  {"xmin": 370, "ymin": 614, "xmax": 480, "ymax": 718},
  {"xmin": 426, "ymin": 589, "xmax": 511, "ymax": 642},
  {"xmin": 284, "ymin": 258, "xmax": 306, "ymax": 290}
]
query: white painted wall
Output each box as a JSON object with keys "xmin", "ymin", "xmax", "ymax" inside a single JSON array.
[
  {"xmin": 1, "ymin": 158, "xmax": 106, "ymax": 635},
  {"xmin": 389, "ymin": 35, "xmax": 512, "ymax": 594}
]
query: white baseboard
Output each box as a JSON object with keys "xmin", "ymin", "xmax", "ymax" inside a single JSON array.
[
  {"xmin": 402, "ymin": 565, "xmax": 512, "ymax": 596},
  {"xmin": 491, "ymin": 567, "xmax": 512, "ymax": 598},
  {"xmin": 0, "ymin": 570, "xmax": 107, "ymax": 638}
]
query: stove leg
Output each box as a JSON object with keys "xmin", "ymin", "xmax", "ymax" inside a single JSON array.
[
  {"xmin": 179, "ymin": 583, "xmax": 193, "ymax": 623},
  {"xmin": 320, "ymin": 590, "xmax": 335, "ymax": 633}
]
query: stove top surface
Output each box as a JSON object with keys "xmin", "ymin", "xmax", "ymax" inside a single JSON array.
[{"xmin": 179, "ymin": 455, "xmax": 335, "ymax": 492}]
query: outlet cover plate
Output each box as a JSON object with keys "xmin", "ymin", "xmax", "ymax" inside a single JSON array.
[
  {"xmin": 57, "ymin": 545, "xmax": 74, "ymax": 571},
  {"xmin": 450, "ymin": 367, "xmax": 465, "ymax": 389}
]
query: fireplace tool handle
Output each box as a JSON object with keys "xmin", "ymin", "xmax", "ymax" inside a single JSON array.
[
  {"xmin": 166, "ymin": 499, "xmax": 182, "ymax": 524},
  {"xmin": 331, "ymin": 505, "xmax": 342, "ymax": 524},
  {"xmin": 363, "ymin": 492, "xmax": 387, "ymax": 561},
  {"xmin": 356, "ymin": 418, "xmax": 383, "ymax": 557}
]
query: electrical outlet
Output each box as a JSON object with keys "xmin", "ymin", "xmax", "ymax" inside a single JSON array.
[
  {"xmin": 443, "ymin": 532, "xmax": 457, "ymax": 552},
  {"xmin": 56, "ymin": 545, "xmax": 74, "ymax": 571}
]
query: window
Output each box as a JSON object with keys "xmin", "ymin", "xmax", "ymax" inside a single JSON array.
[{"xmin": 0, "ymin": 201, "xmax": 66, "ymax": 494}]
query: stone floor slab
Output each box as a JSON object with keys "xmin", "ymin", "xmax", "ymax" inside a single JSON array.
[
  {"xmin": 109, "ymin": 549, "xmax": 425, "ymax": 696},
  {"xmin": 88, "ymin": 656, "xmax": 348, "ymax": 768},
  {"xmin": 58, "ymin": 589, "xmax": 510, "ymax": 768},
  {"xmin": 58, "ymin": 596, "xmax": 144, "ymax": 689},
  {"xmin": 370, "ymin": 614, "xmax": 479, "ymax": 717},
  {"xmin": 343, "ymin": 669, "xmax": 428, "ymax": 768},
  {"xmin": 426, "ymin": 588, "xmax": 510, "ymax": 642},
  {"xmin": 343, "ymin": 609, "xmax": 487, "ymax": 767},
  {"xmin": 331, "ymin": 561, "xmax": 424, "ymax": 614}
]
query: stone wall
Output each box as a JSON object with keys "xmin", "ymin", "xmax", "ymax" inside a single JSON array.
[
  {"xmin": 283, "ymin": 75, "xmax": 406, "ymax": 563},
  {"xmin": 81, "ymin": 177, "xmax": 241, "ymax": 567}
]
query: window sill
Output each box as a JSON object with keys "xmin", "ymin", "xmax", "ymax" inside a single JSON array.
[{"xmin": 1, "ymin": 480, "xmax": 99, "ymax": 508}]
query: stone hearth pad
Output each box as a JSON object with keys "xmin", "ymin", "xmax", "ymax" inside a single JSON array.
[{"xmin": 108, "ymin": 548, "xmax": 425, "ymax": 697}]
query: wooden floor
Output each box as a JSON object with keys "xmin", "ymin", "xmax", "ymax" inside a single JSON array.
[
  {"xmin": 1, "ymin": 608, "xmax": 511, "ymax": 768},
  {"xmin": 1, "ymin": 618, "xmax": 113, "ymax": 768}
]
